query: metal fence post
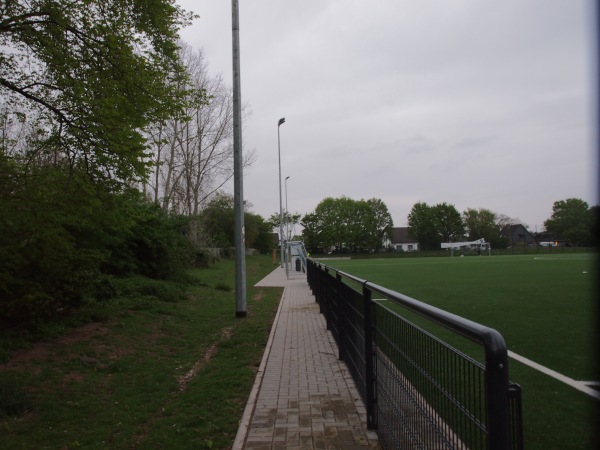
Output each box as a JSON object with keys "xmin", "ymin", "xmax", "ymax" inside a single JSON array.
[
  {"xmin": 323, "ymin": 268, "xmax": 329, "ymax": 321},
  {"xmin": 315, "ymin": 262, "xmax": 322, "ymax": 306},
  {"xmin": 484, "ymin": 331, "xmax": 510, "ymax": 450},
  {"xmin": 363, "ymin": 282, "xmax": 377, "ymax": 429},
  {"xmin": 336, "ymin": 272, "xmax": 345, "ymax": 361},
  {"xmin": 508, "ymin": 382, "xmax": 524, "ymax": 450}
]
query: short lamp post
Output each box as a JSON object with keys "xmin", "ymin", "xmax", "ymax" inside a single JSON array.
[{"xmin": 277, "ymin": 117, "xmax": 285, "ymax": 268}]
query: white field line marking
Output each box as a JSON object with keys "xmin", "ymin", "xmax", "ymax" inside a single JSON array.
[{"xmin": 508, "ymin": 350, "xmax": 600, "ymax": 400}]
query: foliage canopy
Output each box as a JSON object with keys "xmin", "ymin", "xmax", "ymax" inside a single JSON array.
[
  {"xmin": 0, "ymin": 157, "xmax": 197, "ymax": 324},
  {"xmin": 544, "ymin": 198, "xmax": 597, "ymax": 246},
  {"xmin": 408, "ymin": 202, "xmax": 465, "ymax": 250},
  {"xmin": 301, "ymin": 196, "xmax": 393, "ymax": 253},
  {"xmin": 462, "ymin": 208, "xmax": 507, "ymax": 248},
  {"xmin": 0, "ymin": 0, "xmax": 194, "ymax": 182},
  {"xmin": 202, "ymin": 193, "xmax": 275, "ymax": 254}
]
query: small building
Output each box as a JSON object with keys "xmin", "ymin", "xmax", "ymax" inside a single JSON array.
[
  {"xmin": 500, "ymin": 224, "xmax": 536, "ymax": 247},
  {"xmin": 391, "ymin": 227, "xmax": 419, "ymax": 252}
]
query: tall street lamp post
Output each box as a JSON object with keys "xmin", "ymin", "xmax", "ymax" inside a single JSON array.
[
  {"xmin": 232, "ymin": 0, "xmax": 246, "ymax": 317},
  {"xmin": 277, "ymin": 117, "xmax": 285, "ymax": 268},
  {"xmin": 285, "ymin": 176, "xmax": 290, "ymax": 241}
]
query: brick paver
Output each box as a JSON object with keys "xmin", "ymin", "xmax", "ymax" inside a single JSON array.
[{"xmin": 233, "ymin": 267, "xmax": 380, "ymax": 449}]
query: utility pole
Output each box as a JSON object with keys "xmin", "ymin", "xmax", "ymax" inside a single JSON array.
[{"xmin": 232, "ymin": 0, "xmax": 246, "ymax": 317}]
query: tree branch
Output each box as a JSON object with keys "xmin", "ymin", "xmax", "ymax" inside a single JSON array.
[{"xmin": 0, "ymin": 77, "xmax": 72, "ymax": 126}]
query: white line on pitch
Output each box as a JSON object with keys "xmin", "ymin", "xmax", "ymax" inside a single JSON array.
[{"xmin": 508, "ymin": 350, "xmax": 600, "ymax": 400}]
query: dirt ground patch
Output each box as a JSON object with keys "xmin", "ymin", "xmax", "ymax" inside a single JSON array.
[{"xmin": 177, "ymin": 326, "xmax": 234, "ymax": 392}]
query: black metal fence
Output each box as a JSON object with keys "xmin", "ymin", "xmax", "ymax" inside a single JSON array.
[
  {"xmin": 307, "ymin": 259, "xmax": 523, "ymax": 450},
  {"xmin": 310, "ymin": 246, "xmax": 594, "ymax": 260}
]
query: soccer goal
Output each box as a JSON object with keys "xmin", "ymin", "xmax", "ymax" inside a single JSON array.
[{"xmin": 441, "ymin": 238, "xmax": 491, "ymax": 256}]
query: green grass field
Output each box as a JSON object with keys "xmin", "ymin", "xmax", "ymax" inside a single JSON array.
[
  {"xmin": 0, "ymin": 256, "xmax": 281, "ymax": 449},
  {"xmin": 319, "ymin": 254, "xmax": 599, "ymax": 450}
]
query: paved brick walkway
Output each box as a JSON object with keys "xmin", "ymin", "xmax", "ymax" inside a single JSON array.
[{"xmin": 233, "ymin": 267, "xmax": 380, "ymax": 450}]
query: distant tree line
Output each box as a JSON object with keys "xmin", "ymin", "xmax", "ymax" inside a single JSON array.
[
  {"xmin": 294, "ymin": 196, "xmax": 598, "ymax": 255},
  {"xmin": 407, "ymin": 199, "xmax": 598, "ymax": 251}
]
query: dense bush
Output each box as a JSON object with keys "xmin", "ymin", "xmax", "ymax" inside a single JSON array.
[
  {"xmin": 201, "ymin": 192, "xmax": 276, "ymax": 254},
  {"xmin": 0, "ymin": 161, "xmax": 105, "ymax": 322},
  {"xmin": 100, "ymin": 191, "xmax": 195, "ymax": 279},
  {"xmin": 0, "ymin": 158, "xmax": 196, "ymax": 324}
]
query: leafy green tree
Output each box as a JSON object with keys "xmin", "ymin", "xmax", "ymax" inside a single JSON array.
[
  {"xmin": 245, "ymin": 213, "xmax": 275, "ymax": 254},
  {"xmin": 544, "ymin": 198, "xmax": 595, "ymax": 246},
  {"xmin": 590, "ymin": 205, "xmax": 600, "ymax": 247},
  {"xmin": 407, "ymin": 202, "xmax": 440, "ymax": 250},
  {"xmin": 462, "ymin": 208, "xmax": 505, "ymax": 247},
  {"xmin": 301, "ymin": 196, "xmax": 393, "ymax": 252},
  {"xmin": 365, "ymin": 198, "xmax": 394, "ymax": 250},
  {"xmin": 1, "ymin": 0, "xmax": 194, "ymax": 182},
  {"xmin": 433, "ymin": 202, "xmax": 465, "ymax": 243},
  {"xmin": 408, "ymin": 202, "xmax": 465, "ymax": 250},
  {"xmin": 202, "ymin": 193, "xmax": 235, "ymax": 247},
  {"xmin": 345, "ymin": 199, "xmax": 371, "ymax": 252},
  {"xmin": 300, "ymin": 212, "xmax": 324, "ymax": 253},
  {"xmin": 202, "ymin": 193, "xmax": 273, "ymax": 252},
  {"xmin": 314, "ymin": 197, "xmax": 347, "ymax": 250},
  {"xmin": 0, "ymin": 156, "xmax": 196, "ymax": 324}
]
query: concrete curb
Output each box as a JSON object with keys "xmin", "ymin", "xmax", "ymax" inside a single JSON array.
[{"xmin": 231, "ymin": 284, "xmax": 287, "ymax": 450}]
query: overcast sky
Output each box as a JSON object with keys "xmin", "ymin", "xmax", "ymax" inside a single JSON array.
[{"xmin": 176, "ymin": 0, "xmax": 597, "ymax": 231}]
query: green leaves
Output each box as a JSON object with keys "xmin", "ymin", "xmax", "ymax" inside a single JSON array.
[
  {"xmin": 202, "ymin": 192, "xmax": 275, "ymax": 252},
  {"xmin": 1, "ymin": 0, "xmax": 193, "ymax": 183},
  {"xmin": 0, "ymin": 158, "xmax": 197, "ymax": 324},
  {"xmin": 462, "ymin": 208, "xmax": 506, "ymax": 248},
  {"xmin": 543, "ymin": 198, "xmax": 596, "ymax": 246},
  {"xmin": 301, "ymin": 196, "xmax": 394, "ymax": 252},
  {"xmin": 408, "ymin": 202, "xmax": 465, "ymax": 250}
]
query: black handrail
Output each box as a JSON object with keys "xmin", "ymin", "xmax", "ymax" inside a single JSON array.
[{"xmin": 307, "ymin": 258, "xmax": 520, "ymax": 450}]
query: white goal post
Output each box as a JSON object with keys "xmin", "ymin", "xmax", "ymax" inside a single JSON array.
[{"xmin": 441, "ymin": 238, "xmax": 491, "ymax": 256}]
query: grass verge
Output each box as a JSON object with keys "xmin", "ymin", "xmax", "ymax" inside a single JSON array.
[{"xmin": 0, "ymin": 255, "xmax": 281, "ymax": 449}]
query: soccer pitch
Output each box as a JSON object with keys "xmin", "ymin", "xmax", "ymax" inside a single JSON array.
[{"xmin": 319, "ymin": 254, "xmax": 598, "ymax": 449}]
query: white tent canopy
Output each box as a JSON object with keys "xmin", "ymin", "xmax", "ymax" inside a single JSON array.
[{"xmin": 441, "ymin": 238, "xmax": 491, "ymax": 255}]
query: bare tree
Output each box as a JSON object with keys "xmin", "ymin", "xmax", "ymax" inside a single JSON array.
[
  {"xmin": 496, "ymin": 213, "xmax": 525, "ymax": 230},
  {"xmin": 0, "ymin": 103, "xmax": 27, "ymax": 156},
  {"xmin": 145, "ymin": 42, "xmax": 253, "ymax": 217}
]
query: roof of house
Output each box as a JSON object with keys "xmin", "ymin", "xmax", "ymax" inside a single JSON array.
[
  {"xmin": 500, "ymin": 224, "xmax": 533, "ymax": 237},
  {"xmin": 391, "ymin": 227, "xmax": 418, "ymax": 244}
]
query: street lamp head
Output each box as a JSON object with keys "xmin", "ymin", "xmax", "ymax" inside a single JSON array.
[
  {"xmin": 285, "ymin": 176, "xmax": 290, "ymax": 181},
  {"xmin": 278, "ymin": 117, "xmax": 285, "ymax": 126}
]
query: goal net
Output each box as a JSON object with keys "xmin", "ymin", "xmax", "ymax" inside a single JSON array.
[{"xmin": 441, "ymin": 238, "xmax": 491, "ymax": 256}]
